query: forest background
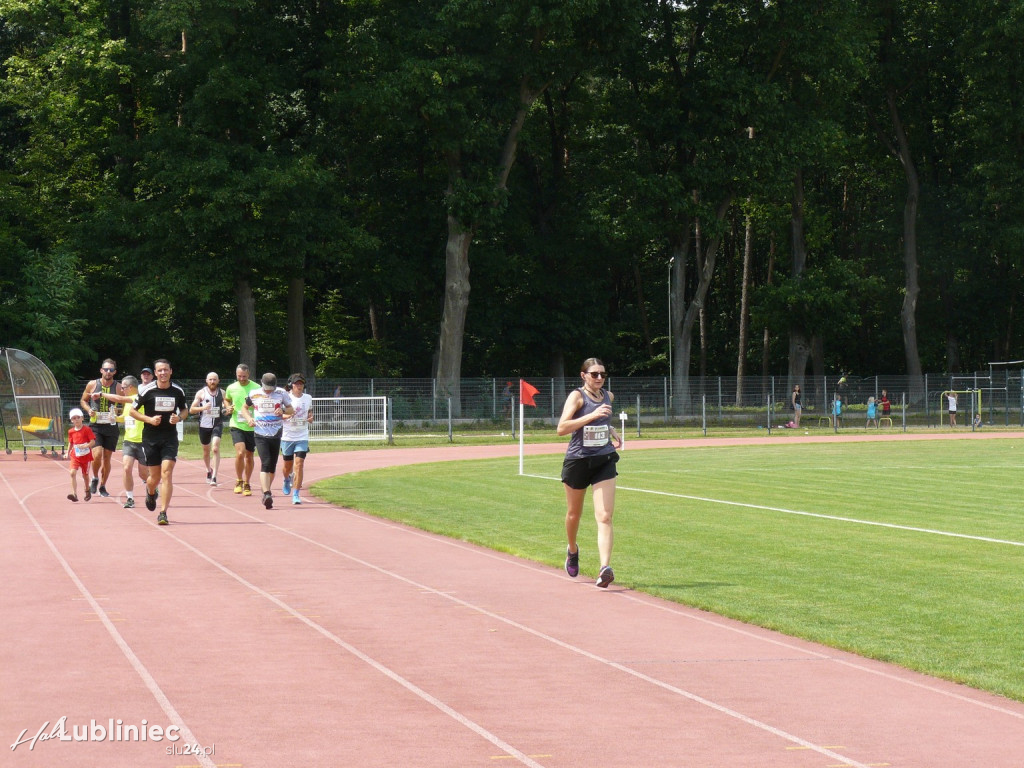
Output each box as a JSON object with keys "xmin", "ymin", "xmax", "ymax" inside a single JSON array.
[{"xmin": 2, "ymin": 0, "xmax": 1022, "ymax": 412}]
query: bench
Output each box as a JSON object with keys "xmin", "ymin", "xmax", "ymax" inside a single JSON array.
[
  {"xmin": 17, "ymin": 416, "xmax": 53, "ymax": 435},
  {"xmin": 878, "ymin": 417, "xmax": 893, "ymax": 428}
]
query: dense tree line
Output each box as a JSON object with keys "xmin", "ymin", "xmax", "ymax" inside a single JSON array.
[{"xmin": 2, "ymin": 1, "xmax": 1022, "ymax": 404}]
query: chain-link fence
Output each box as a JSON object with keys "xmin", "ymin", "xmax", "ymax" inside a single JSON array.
[{"xmin": 54, "ymin": 371, "xmax": 1024, "ymax": 431}]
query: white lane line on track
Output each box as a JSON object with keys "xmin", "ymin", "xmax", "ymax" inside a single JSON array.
[
  {"xmin": 0, "ymin": 472, "xmax": 216, "ymax": 768},
  {"xmin": 160, "ymin": 482, "xmax": 875, "ymax": 768},
  {"xmin": 522, "ymin": 472, "xmax": 1024, "ymax": 547}
]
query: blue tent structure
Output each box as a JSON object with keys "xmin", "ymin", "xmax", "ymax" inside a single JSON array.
[{"xmin": 0, "ymin": 347, "xmax": 64, "ymax": 459}]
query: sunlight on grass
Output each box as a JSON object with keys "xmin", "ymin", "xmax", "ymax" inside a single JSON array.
[{"xmin": 314, "ymin": 438, "xmax": 1024, "ymax": 701}]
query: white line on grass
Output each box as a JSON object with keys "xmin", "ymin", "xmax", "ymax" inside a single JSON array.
[{"xmin": 520, "ymin": 473, "xmax": 1024, "ymax": 548}]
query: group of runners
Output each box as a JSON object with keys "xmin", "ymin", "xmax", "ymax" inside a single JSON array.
[
  {"xmin": 65, "ymin": 353, "xmax": 622, "ymax": 587},
  {"xmin": 66, "ymin": 359, "xmax": 314, "ymax": 525}
]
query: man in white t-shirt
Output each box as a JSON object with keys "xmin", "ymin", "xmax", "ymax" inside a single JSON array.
[{"xmin": 281, "ymin": 373, "xmax": 314, "ymax": 505}]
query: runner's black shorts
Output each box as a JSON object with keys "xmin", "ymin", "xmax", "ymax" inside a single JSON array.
[
  {"xmin": 230, "ymin": 427, "xmax": 256, "ymax": 453},
  {"xmin": 142, "ymin": 435, "xmax": 179, "ymax": 466},
  {"xmin": 561, "ymin": 452, "xmax": 619, "ymax": 490},
  {"xmin": 199, "ymin": 423, "xmax": 224, "ymax": 445},
  {"xmin": 254, "ymin": 433, "xmax": 282, "ymax": 474},
  {"xmin": 92, "ymin": 423, "xmax": 120, "ymax": 452}
]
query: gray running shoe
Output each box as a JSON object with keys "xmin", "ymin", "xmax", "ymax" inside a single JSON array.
[
  {"xmin": 123, "ymin": 497, "xmax": 135, "ymax": 509},
  {"xmin": 595, "ymin": 566, "xmax": 615, "ymax": 588},
  {"xmin": 157, "ymin": 511, "xmax": 168, "ymax": 525}
]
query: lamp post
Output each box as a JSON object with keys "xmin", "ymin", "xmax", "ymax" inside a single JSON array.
[{"xmin": 667, "ymin": 257, "xmax": 674, "ymax": 404}]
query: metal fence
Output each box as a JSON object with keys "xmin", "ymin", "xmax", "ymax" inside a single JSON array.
[{"xmin": 54, "ymin": 371, "xmax": 1024, "ymax": 430}]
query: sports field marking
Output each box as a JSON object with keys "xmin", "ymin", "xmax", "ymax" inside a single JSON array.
[
  {"xmin": 521, "ymin": 473, "xmax": 1024, "ymax": 547},
  {"xmin": 152, "ymin": 483, "xmax": 879, "ymax": 768},
  {"xmin": 128, "ymin": 505, "xmax": 549, "ymax": 768},
  {"xmin": 0, "ymin": 474, "xmax": 217, "ymax": 768}
]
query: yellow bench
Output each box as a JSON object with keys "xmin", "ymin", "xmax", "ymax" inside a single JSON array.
[
  {"xmin": 17, "ymin": 416, "xmax": 53, "ymax": 435},
  {"xmin": 878, "ymin": 417, "xmax": 893, "ymax": 427}
]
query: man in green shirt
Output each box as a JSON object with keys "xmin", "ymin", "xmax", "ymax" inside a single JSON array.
[{"xmin": 224, "ymin": 363, "xmax": 260, "ymax": 495}]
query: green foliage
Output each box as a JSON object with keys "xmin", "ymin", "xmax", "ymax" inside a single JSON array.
[{"xmin": 0, "ymin": 0, "xmax": 1023, "ymax": 380}]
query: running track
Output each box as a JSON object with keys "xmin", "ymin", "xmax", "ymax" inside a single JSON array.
[{"xmin": 3, "ymin": 434, "xmax": 1024, "ymax": 767}]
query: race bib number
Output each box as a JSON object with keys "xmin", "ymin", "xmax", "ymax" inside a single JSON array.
[
  {"xmin": 154, "ymin": 396, "xmax": 176, "ymax": 412},
  {"xmin": 124, "ymin": 415, "xmax": 136, "ymax": 430},
  {"xmin": 209, "ymin": 406, "xmax": 220, "ymax": 418},
  {"xmin": 256, "ymin": 399, "xmax": 277, "ymax": 414},
  {"xmin": 95, "ymin": 411, "xmax": 115, "ymax": 425},
  {"xmin": 74, "ymin": 443, "xmax": 90, "ymax": 457},
  {"xmin": 582, "ymin": 424, "xmax": 609, "ymax": 448}
]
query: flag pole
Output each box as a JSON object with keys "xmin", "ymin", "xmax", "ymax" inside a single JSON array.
[{"xmin": 518, "ymin": 395, "xmax": 525, "ymax": 475}]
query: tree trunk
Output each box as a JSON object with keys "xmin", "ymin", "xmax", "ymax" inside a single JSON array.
[
  {"xmin": 886, "ymin": 88, "xmax": 924, "ymax": 401},
  {"xmin": 435, "ymin": 216, "xmax": 473, "ymax": 417},
  {"xmin": 761, "ymin": 233, "xmax": 776, "ymax": 382},
  {"xmin": 432, "ymin": 81, "xmax": 538, "ymax": 417},
  {"xmin": 669, "ymin": 233, "xmax": 689, "ymax": 413},
  {"xmin": 735, "ymin": 205, "xmax": 753, "ymax": 405},
  {"xmin": 787, "ymin": 167, "xmax": 811, "ymax": 390},
  {"xmin": 287, "ymin": 275, "xmax": 315, "ymax": 391},
  {"xmin": 235, "ymin": 277, "xmax": 257, "ymax": 370},
  {"xmin": 675, "ymin": 196, "xmax": 734, "ymax": 413}
]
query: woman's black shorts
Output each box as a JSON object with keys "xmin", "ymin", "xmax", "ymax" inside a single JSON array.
[{"xmin": 561, "ymin": 452, "xmax": 619, "ymax": 490}]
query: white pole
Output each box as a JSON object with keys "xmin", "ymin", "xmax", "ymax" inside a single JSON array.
[{"xmin": 518, "ymin": 401, "xmax": 525, "ymax": 475}]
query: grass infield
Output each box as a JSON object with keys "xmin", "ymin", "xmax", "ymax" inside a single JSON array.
[{"xmin": 314, "ymin": 437, "xmax": 1024, "ymax": 703}]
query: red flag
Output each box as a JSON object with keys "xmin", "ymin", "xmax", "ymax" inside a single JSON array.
[{"xmin": 520, "ymin": 379, "xmax": 539, "ymax": 407}]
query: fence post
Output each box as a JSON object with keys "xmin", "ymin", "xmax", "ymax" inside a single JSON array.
[
  {"xmin": 702, "ymin": 393, "xmax": 707, "ymax": 436},
  {"xmin": 636, "ymin": 394, "xmax": 641, "ymax": 437},
  {"xmin": 664, "ymin": 377, "xmax": 669, "ymax": 423},
  {"xmin": 387, "ymin": 398, "xmax": 394, "ymax": 444},
  {"xmin": 448, "ymin": 398, "xmax": 453, "ymax": 442}
]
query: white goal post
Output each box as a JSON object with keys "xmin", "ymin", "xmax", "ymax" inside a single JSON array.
[{"xmin": 309, "ymin": 396, "xmax": 389, "ymax": 442}]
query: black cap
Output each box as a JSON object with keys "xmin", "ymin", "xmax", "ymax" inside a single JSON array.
[
  {"xmin": 141, "ymin": 367, "xmax": 153, "ymax": 375},
  {"xmin": 261, "ymin": 372, "xmax": 277, "ymax": 390},
  {"xmin": 287, "ymin": 373, "xmax": 306, "ymax": 385}
]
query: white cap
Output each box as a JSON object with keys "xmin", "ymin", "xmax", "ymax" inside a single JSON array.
[{"xmin": 69, "ymin": 408, "xmax": 84, "ymax": 419}]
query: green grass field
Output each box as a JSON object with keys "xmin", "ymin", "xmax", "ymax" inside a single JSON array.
[{"xmin": 314, "ymin": 437, "xmax": 1024, "ymax": 702}]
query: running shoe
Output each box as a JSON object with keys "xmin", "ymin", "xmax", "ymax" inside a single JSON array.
[
  {"xmin": 157, "ymin": 511, "xmax": 168, "ymax": 525},
  {"xmin": 209, "ymin": 475, "xmax": 218, "ymax": 486},
  {"xmin": 282, "ymin": 473, "xmax": 292, "ymax": 494},
  {"xmin": 595, "ymin": 566, "xmax": 615, "ymax": 588},
  {"xmin": 565, "ymin": 547, "xmax": 580, "ymax": 578},
  {"xmin": 263, "ymin": 491, "xmax": 273, "ymax": 509},
  {"xmin": 207, "ymin": 469, "xmax": 213, "ymax": 481},
  {"xmin": 234, "ymin": 479, "xmax": 244, "ymax": 494},
  {"xmin": 242, "ymin": 482, "xmax": 252, "ymax": 497},
  {"xmin": 292, "ymin": 489, "xmax": 301, "ymax": 505},
  {"xmin": 123, "ymin": 497, "xmax": 135, "ymax": 509},
  {"xmin": 67, "ymin": 494, "xmax": 78, "ymax": 502},
  {"xmin": 145, "ymin": 491, "xmax": 157, "ymax": 511},
  {"xmin": 84, "ymin": 487, "xmax": 92, "ymax": 502},
  {"xmin": 90, "ymin": 477, "xmax": 98, "ymax": 495},
  {"xmin": 98, "ymin": 485, "xmax": 110, "ymax": 497}
]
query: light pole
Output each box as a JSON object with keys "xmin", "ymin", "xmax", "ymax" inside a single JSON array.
[{"xmin": 667, "ymin": 257, "xmax": 674, "ymax": 404}]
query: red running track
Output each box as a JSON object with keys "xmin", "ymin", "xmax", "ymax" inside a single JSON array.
[{"xmin": 3, "ymin": 436, "xmax": 1024, "ymax": 767}]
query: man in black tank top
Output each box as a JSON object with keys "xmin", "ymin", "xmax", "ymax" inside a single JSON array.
[{"xmin": 80, "ymin": 358, "xmax": 134, "ymax": 497}]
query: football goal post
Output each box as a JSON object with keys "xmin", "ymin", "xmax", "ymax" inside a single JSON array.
[{"xmin": 309, "ymin": 396, "xmax": 390, "ymax": 442}]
